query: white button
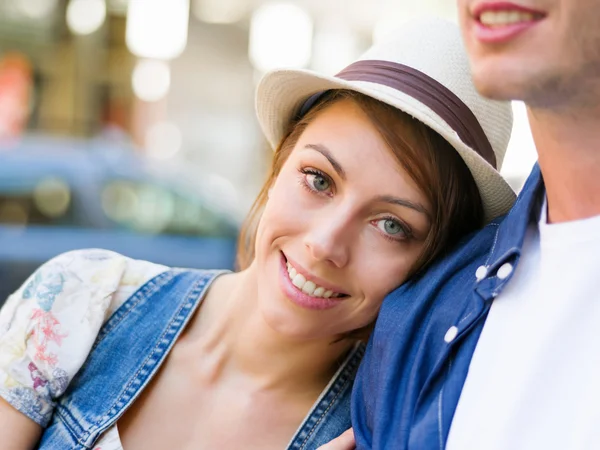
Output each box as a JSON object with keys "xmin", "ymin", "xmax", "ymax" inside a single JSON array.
[
  {"xmin": 444, "ymin": 326, "xmax": 458, "ymax": 343},
  {"xmin": 497, "ymin": 262, "xmax": 513, "ymax": 280},
  {"xmin": 475, "ymin": 265, "xmax": 487, "ymax": 281}
]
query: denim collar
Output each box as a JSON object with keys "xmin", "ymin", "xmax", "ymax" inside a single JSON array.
[{"xmin": 476, "ymin": 163, "xmax": 545, "ymax": 299}]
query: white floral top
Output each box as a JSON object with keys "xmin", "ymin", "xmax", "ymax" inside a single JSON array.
[{"xmin": 0, "ymin": 249, "xmax": 168, "ymax": 449}]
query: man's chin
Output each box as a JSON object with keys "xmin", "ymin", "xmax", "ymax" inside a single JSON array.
[
  {"xmin": 474, "ymin": 83, "xmax": 515, "ymax": 102},
  {"xmin": 471, "ymin": 70, "xmax": 523, "ymax": 102},
  {"xmin": 469, "ymin": 60, "xmax": 542, "ymax": 102}
]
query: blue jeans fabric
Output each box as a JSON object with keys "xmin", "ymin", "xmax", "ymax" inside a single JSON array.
[{"xmin": 38, "ymin": 269, "xmax": 363, "ymax": 449}]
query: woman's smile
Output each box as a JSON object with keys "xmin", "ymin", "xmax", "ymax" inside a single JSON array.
[{"xmin": 278, "ymin": 252, "xmax": 348, "ymax": 311}]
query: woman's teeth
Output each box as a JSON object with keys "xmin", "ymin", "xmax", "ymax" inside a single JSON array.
[
  {"xmin": 479, "ymin": 10, "xmax": 535, "ymax": 27},
  {"xmin": 286, "ymin": 262, "xmax": 341, "ymax": 298}
]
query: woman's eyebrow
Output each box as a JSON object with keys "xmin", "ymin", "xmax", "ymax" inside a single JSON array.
[
  {"xmin": 303, "ymin": 144, "xmax": 430, "ymax": 219},
  {"xmin": 376, "ymin": 195, "xmax": 431, "ymax": 218},
  {"xmin": 304, "ymin": 144, "xmax": 346, "ymax": 180}
]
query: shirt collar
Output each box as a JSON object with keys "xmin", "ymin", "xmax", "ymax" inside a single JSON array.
[{"xmin": 475, "ymin": 163, "xmax": 545, "ymax": 298}]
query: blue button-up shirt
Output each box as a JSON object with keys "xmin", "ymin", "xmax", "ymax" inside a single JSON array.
[{"xmin": 352, "ymin": 164, "xmax": 545, "ymax": 449}]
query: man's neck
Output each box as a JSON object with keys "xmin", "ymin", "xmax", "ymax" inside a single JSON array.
[{"xmin": 528, "ymin": 105, "xmax": 600, "ymax": 223}]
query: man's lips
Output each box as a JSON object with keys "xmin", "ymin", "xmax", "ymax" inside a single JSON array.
[
  {"xmin": 472, "ymin": 1, "xmax": 546, "ymax": 19},
  {"xmin": 468, "ymin": 2, "xmax": 546, "ymax": 43}
]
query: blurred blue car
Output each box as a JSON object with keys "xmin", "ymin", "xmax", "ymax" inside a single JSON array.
[{"xmin": 0, "ymin": 137, "xmax": 239, "ymax": 303}]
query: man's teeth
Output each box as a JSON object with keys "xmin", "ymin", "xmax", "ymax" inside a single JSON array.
[
  {"xmin": 480, "ymin": 10, "xmax": 535, "ymax": 27},
  {"xmin": 286, "ymin": 262, "xmax": 340, "ymax": 298}
]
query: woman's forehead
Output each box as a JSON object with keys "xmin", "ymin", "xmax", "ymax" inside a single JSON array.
[
  {"xmin": 297, "ymin": 100, "xmax": 389, "ymax": 156},
  {"xmin": 296, "ymin": 102, "xmax": 405, "ymax": 169},
  {"xmin": 293, "ymin": 130, "xmax": 429, "ymax": 210}
]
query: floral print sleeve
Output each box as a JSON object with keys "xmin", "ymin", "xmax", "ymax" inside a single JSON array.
[{"xmin": 0, "ymin": 249, "xmax": 167, "ymax": 427}]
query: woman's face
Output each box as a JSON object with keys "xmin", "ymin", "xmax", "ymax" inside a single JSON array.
[{"xmin": 253, "ymin": 99, "xmax": 432, "ymax": 340}]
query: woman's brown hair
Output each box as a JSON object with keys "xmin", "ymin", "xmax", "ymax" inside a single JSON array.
[{"xmin": 237, "ymin": 90, "xmax": 483, "ymax": 278}]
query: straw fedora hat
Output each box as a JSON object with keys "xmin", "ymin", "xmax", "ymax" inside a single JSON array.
[{"xmin": 255, "ymin": 17, "xmax": 515, "ymax": 222}]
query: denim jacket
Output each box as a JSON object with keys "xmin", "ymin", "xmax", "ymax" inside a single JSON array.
[
  {"xmin": 37, "ymin": 269, "xmax": 364, "ymax": 449},
  {"xmin": 352, "ymin": 164, "xmax": 544, "ymax": 449}
]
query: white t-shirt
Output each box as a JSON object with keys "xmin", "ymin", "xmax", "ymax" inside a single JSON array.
[{"xmin": 447, "ymin": 199, "xmax": 600, "ymax": 450}]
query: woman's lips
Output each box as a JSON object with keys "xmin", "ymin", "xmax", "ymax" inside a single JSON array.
[
  {"xmin": 283, "ymin": 253, "xmax": 348, "ymax": 296},
  {"xmin": 278, "ymin": 253, "xmax": 346, "ymax": 311}
]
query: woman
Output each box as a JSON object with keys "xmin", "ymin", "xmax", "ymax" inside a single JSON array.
[{"xmin": 0, "ymin": 19, "xmax": 514, "ymax": 449}]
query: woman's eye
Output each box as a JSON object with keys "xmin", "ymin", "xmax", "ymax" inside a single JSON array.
[
  {"xmin": 376, "ymin": 218, "xmax": 407, "ymax": 238},
  {"xmin": 306, "ymin": 173, "xmax": 331, "ymax": 192}
]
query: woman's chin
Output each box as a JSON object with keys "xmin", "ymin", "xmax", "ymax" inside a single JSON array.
[{"xmin": 260, "ymin": 304, "xmax": 335, "ymax": 341}]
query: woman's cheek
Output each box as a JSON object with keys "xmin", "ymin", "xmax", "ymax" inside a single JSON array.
[
  {"xmin": 273, "ymin": 178, "xmax": 318, "ymax": 214},
  {"xmin": 262, "ymin": 187, "xmax": 306, "ymax": 233},
  {"xmin": 361, "ymin": 258, "xmax": 413, "ymax": 297}
]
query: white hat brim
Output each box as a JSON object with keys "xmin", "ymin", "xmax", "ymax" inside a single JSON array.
[{"xmin": 256, "ymin": 68, "xmax": 516, "ymax": 223}]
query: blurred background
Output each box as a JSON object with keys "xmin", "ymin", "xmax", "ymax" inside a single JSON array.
[{"xmin": 0, "ymin": 0, "xmax": 537, "ymax": 301}]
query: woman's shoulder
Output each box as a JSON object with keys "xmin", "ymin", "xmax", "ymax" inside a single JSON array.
[
  {"xmin": 0, "ymin": 249, "xmax": 168, "ymax": 426},
  {"xmin": 10, "ymin": 249, "xmax": 168, "ymax": 314}
]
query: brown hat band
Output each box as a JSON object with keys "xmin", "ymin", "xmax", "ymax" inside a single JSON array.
[{"xmin": 335, "ymin": 60, "xmax": 496, "ymax": 167}]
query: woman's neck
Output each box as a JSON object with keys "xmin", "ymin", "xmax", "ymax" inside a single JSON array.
[{"xmin": 187, "ymin": 267, "xmax": 355, "ymax": 394}]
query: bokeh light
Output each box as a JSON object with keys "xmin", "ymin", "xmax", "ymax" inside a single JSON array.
[
  {"xmin": 102, "ymin": 181, "xmax": 139, "ymax": 223},
  {"xmin": 66, "ymin": 0, "xmax": 107, "ymax": 35},
  {"xmin": 249, "ymin": 2, "xmax": 313, "ymax": 72},
  {"xmin": 126, "ymin": 0, "xmax": 190, "ymax": 60},
  {"xmin": 33, "ymin": 177, "xmax": 71, "ymax": 218},
  {"xmin": 131, "ymin": 59, "xmax": 171, "ymax": 102}
]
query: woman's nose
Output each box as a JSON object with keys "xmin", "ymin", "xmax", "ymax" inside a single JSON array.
[{"xmin": 302, "ymin": 216, "xmax": 351, "ymax": 268}]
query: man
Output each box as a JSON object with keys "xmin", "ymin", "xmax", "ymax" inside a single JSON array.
[{"xmin": 327, "ymin": 0, "xmax": 600, "ymax": 448}]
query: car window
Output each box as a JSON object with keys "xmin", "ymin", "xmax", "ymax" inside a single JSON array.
[
  {"xmin": 101, "ymin": 179, "xmax": 236, "ymax": 237},
  {"xmin": 0, "ymin": 176, "xmax": 77, "ymax": 227}
]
